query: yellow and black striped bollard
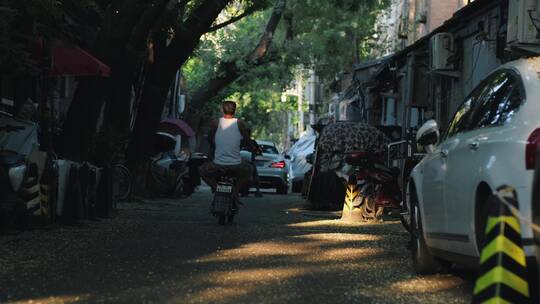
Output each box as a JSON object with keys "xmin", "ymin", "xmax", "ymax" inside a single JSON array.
[
  {"xmin": 472, "ymin": 186, "xmax": 531, "ymax": 304},
  {"xmin": 341, "ymin": 175, "xmax": 362, "ymax": 222}
]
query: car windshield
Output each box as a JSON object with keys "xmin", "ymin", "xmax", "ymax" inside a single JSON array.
[{"xmin": 260, "ymin": 144, "xmax": 278, "ymax": 154}]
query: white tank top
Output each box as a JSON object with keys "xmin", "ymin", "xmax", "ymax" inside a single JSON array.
[{"xmin": 214, "ymin": 118, "xmax": 243, "ymax": 165}]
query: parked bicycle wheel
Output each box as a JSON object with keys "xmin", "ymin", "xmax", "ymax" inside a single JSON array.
[{"xmin": 112, "ymin": 164, "xmax": 131, "ymax": 203}]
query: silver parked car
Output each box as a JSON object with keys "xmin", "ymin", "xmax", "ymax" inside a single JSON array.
[
  {"xmin": 286, "ymin": 132, "xmax": 316, "ymax": 193},
  {"xmin": 241, "ymin": 140, "xmax": 289, "ymax": 194}
]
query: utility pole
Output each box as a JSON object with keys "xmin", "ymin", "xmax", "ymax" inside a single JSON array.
[
  {"xmin": 281, "ymin": 94, "xmax": 292, "ymax": 150},
  {"xmin": 296, "ymin": 74, "xmax": 304, "ymax": 135},
  {"xmin": 308, "ymin": 69, "xmax": 318, "ymax": 126},
  {"xmin": 285, "ymin": 112, "xmax": 292, "ymax": 150}
]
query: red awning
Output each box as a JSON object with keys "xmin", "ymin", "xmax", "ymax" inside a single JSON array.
[{"xmin": 50, "ymin": 42, "xmax": 111, "ymax": 77}]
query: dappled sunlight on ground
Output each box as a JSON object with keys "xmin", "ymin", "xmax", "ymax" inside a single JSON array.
[
  {"xmin": 287, "ymin": 219, "xmax": 367, "ymax": 228},
  {"xmin": 185, "ymin": 267, "xmax": 310, "ymax": 303},
  {"xmin": 10, "ymin": 295, "xmax": 89, "ymax": 304},
  {"xmin": 315, "ymin": 247, "xmax": 385, "ymax": 261},
  {"xmin": 388, "ymin": 275, "xmax": 466, "ymax": 294},
  {"xmin": 189, "ymin": 232, "xmax": 384, "ymax": 264},
  {"xmin": 1, "ymin": 194, "xmax": 472, "ymax": 304},
  {"xmin": 176, "ymin": 215, "xmax": 418, "ymax": 303},
  {"xmin": 292, "ymin": 232, "xmax": 383, "ymax": 242}
]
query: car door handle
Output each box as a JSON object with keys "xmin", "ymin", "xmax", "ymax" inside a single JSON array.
[
  {"xmin": 440, "ymin": 149, "xmax": 449, "ymax": 158},
  {"xmin": 468, "ymin": 142, "xmax": 479, "ymax": 151}
]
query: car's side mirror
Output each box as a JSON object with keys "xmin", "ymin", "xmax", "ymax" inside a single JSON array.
[
  {"xmin": 416, "ymin": 120, "xmax": 440, "ymax": 154},
  {"xmin": 306, "ymin": 153, "xmax": 314, "ymax": 164}
]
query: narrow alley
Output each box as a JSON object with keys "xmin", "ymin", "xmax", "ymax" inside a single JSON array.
[{"xmin": 1, "ymin": 190, "xmax": 472, "ymax": 304}]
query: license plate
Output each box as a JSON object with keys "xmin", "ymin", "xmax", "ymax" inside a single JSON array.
[{"xmin": 216, "ymin": 185, "xmax": 232, "ymax": 193}]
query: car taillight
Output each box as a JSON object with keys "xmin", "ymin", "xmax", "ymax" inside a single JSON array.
[
  {"xmin": 526, "ymin": 128, "xmax": 540, "ymax": 170},
  {"xmin": 270, "ymin": 161, "xmax": 286, "ymax": 169}
]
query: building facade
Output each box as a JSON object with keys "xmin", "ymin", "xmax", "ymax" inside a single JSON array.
[{"xmin": 348, "ymin": 0, "xmax": 540, "ymax": 139}]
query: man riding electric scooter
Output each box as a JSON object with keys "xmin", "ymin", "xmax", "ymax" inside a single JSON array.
[{"xmin": 199, "ymin": 101, "xmax": 253, "ymax": 211}]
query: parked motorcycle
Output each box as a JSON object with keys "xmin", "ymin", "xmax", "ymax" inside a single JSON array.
[
  {"xmin": 0, "ymin": 125, "xmax": 29, "ymax": 228},
  {"xmin": 211, "ymin": 170, "xmax": 237, "ymax": 225},
  {"xmin": 344, "ymin": 151, "xmax": 402, "ymax": 221},
  {"xmin": 151, "ymin": 151, "xmax": 207, "ymax": 198},
  {"xmin": 385, "ymin": 128, "xmax": 425, "ymax": 232}
]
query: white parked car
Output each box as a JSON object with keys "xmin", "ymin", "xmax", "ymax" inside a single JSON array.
[
  {"xmin": 408, "ymin": 58, "xmax": 540, "ymax": 274},
  {"xmin": 286, "ymin": 131, "xmax": 316, "ymax": 192}
]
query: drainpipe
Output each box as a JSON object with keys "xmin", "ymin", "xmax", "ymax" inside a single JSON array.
[
  {"xmin": 401, "ymin": 0, "xmax": 410, "ymax": 49},
  {"xmin": 308, "ymin": 69, "xmax": 318, "ymax": 126},
  {"xmin": 403, "ymin": 53, "xmax": 415, "ymax": 139},
  {"xmin": 297, "ymin": 75, "xmax": 304, "ymax": 135}
]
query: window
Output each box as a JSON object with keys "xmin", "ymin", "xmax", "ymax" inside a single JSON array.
[
  {"xmin": 444, "ymin": 70, "xmax": 524, "ymax": 139},
  {"xmin": 260, "ymin": 144, "xmax": 279, "ymax": 154},
  {"xmin": 445, "ymin": 82, "xmax": 483, "ymax": 139},
  {"xmin": 469, "ymin": 71, "xmax": 524, "ymax": 129},
  {"xmin": 446, "ymin": 98, "xmax": 473, "ymax": 138},
  {"xmin": 499, "ymin": 87, "xmax": 524, "ymax": 123}
]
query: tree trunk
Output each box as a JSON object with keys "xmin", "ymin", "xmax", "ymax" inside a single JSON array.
[
  {"xmin": 58, "ymin": 77, "xmax": 109, "ymax": 161},
  {"xmin": 102, "ymin": 61, "xmax": 134, "ymax": 162},
  {"xmin": 127, "ymin": 0, "xmax": 232, "ymax": 166},
  {"xmin": 58, "ymin": 0, "xmax": 168, "ymax": 162},
  {"xmin": 127, "ymin": 62, "xmax": 176, "ymax": 165}
]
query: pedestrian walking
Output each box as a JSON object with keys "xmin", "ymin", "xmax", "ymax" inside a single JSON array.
[{"xmin": 240, "ymin": 128, "xmax": 263, "ymax": 197}]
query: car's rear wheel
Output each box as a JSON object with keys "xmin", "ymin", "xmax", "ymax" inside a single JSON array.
[
  {"xmin": 474, "ymin": 185, "xmax": 493, "ymax": 253},
  {"xmin": 410, "ymin": 187, "xmax": 445, "ymax": 274}
]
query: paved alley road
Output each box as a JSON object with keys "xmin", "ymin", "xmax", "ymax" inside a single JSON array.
[{"xmin": 1, "ymin": 190, "xmax": 473, "ymax": 304}]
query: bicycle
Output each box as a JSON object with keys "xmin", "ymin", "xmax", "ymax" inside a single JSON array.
[{"xmin": 111, "ymin": 164, "xmax": 131, "ymax": 206}]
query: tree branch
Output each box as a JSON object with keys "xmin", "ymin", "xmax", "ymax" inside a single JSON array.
[
  {"xmin": 164, "ymin": 0, "xmax": 232, "ymax": 66},
  {"xmin": 127, "ymin": 0, "xmax": 170, "ymax": 53},
  {"xmin": 186, "ymin": 0, "xmax": 287, "ymax": 128},
  {"xmin": 248, "ymin": 0, "xmax": 286, "ymax": 62},
  {"xmin": 206, "ymin": 5, "xmax": 259, "ymax": 33}
]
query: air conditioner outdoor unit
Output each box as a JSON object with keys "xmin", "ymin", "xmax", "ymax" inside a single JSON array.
[
  {"xmin": 430, "ymin": 33, "xmax": 454, "ymax": 71},
  {"xmin": 507, "ymin": 0, "xmax": 540, "ymax": 47}
]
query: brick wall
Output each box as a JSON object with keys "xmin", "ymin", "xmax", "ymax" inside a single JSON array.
[
  {"xmin": 395, "ymin": 0, "xmax": 469, "ymax": 49},
  {"xmin": 427, "ymin": 0, "xmax": 462, "ymax": 33}
]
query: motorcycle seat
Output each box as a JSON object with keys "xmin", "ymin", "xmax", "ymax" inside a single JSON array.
[
  {"xmin": 0, "ymin": 150, "xmax": 25, "ymax": 167},
  {"xmin": 345, "ymin": 151, "xmax": 384, "ymax": 166},
  {"xmin": 345, "ymin": 151, "xmax": 370, "ymax": 166}
]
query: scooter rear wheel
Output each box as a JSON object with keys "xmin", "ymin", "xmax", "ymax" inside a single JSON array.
[{"xmin": 361, "ymin": 196, "xmax": 381, "ymax": 221}]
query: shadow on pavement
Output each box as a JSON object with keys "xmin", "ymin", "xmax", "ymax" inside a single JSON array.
[{"xmin": 0, "ymin": 190, "xmax": 474, "ymax": 304}]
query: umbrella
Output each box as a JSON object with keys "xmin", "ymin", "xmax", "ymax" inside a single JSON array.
[{"xmin": 158, "ymin": 118, "xmax": 195, "ymax": 137}]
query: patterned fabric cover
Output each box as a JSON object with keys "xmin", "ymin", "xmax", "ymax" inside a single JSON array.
[{"xmin": 317, "ymin": 122, "xmax": 390, "ymax": 172}]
